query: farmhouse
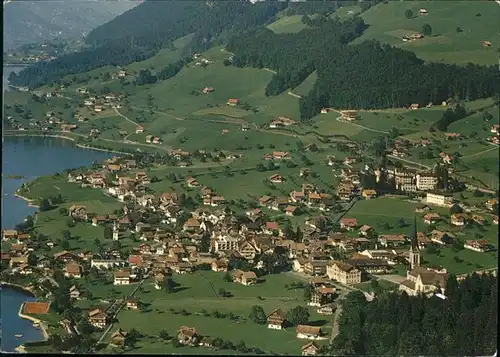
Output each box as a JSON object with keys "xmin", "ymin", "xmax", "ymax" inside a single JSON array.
[
  {"xmin": 232, "ymin": 269, "xmax": 258, "ymax": 285},
  {"xmin": 302, "ymin": 341, "xmax": 321, "ymax": 356},
  {"xmin": 419, "ymin": 8, "xmax": 428, "ymax": 15},
  {"xmin": 273, "ymin": 151, "xmax": 291, "ymax": 160},
  {"xmin": 136, "ymin": 126, "xmax": 144, "ymax": 133},
  {"xmin": 267, "ymin": 308, "xmax": 286, "ymax": 330},
  {"xmin": 361, "ymin": 189, "xmax": 377, "ymax": 199},
  {"xmin": 340, "ymin": 218, "xmax": 358, "ymax": 231},
  {"xmin": 64, "ymin": 263, "xmax": 83, "ymax": 278},
  {"xmin": 88, "ymin": 308, "xmax": 108, "ymax": 329},
  {"xmin": 296, "ymin": 325, "xmax": 322, "ymax": 340},
  {"xmin": 378, "ymin": 234, "xmax": 407, "ymax": 248},
  {"xmin": 202, "ymin": 86, "xmax": 215, "ymax": 94},
  {"xmin": 109, "ymin": 329, "xmax": 128, "ymax": 347},
  {"xmin": 177, "ymin": 326, "xmax": 200, "ymax": 346},
  {"xmin": 464, "ymin": 240, "xmax": 495, "ymax": 253},
  {"xmin": 451, "ymin": 213, "xmax": 467, "ymax": 226},
  {"xmin": 114, "ymin": 270, "xmax": 131, "ymax": 285},
  {"xmin": 424, "ymin": 213, "xmax": 441, "ymax": 225},
  {"xmin": 226, "ymin": 98, "xmax": 240, "ymax": 106},
  {"xmin": 269, "ymin": 173, "xmax": 285, "ymax": 183}
]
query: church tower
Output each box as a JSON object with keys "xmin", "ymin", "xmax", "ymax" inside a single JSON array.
[{"xmin": 409, "ymin": 216, "xmax": 420, "ymax": 270}]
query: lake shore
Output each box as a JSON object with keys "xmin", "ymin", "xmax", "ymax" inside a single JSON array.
[
  {"xmin": 1, "ymin": 282, "xmax": 36, "ymax": 297},
  {"xmin": 14, "ymin": 191, "xmax": 40, "ymax": 208},
  {"xmin": 3, "ymin": 132, "xmax": 132, "ymax": 156},
  {"xmin": 18, "ymin": 303, "xmax": 50, "ymax": 341}
]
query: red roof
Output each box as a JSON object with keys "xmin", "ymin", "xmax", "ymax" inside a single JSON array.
[
  {"xmin": 340, "ymin": 218, "xmax": 358, "ymax": 227},
  {"xmin": 266, "ymin": 222, "xmax": 279, "ymax": 230}
]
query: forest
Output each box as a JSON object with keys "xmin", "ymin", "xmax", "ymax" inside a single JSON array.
[
  {"xmin": 227, "ymin": 16, "xmax": 499, "ymax": 119},
  {"xmin": 9, "ymin": 1, "xmax": 286, "ymax": 88},
  {"xmin": 329, "ymin": 273, "xmax": 497, "ymax": 356}
]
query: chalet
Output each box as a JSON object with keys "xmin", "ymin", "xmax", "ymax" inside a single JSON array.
[
  {"xmin": 419, "ymin": 8, "xmax": 428, "ymax": 15},
  {"xmin": 410, "ymin": 33, "xmax": 424, "ymax": 40},
  {"xmin": 416, "ymin": 232, "xmax": 432, "ymax": 248},
  {"xmin": 203, "ymin": 87, "xmax": 215, "ymax": 94},
  {"xmin": 94, "ymin": 105, "xmax": 102, "ymax": 113},
  {"xmin": 302, "ymin": 342, "xmax": 321, "ymax": 356},
  {"xmin": 69, "ymin": 205, "xmax": 88, "ymax": 221},
  {"xmin": 309, "ymin": 287, "xmax": 336, "ymax": 307},
  {"xmin": 92, "ymin": 216, "xmax": 108, "ymax": 226},
  {"xmin": 378, "ymin": 234, "xmax": 407, "ymax": 248},
  {"xmin": 109, "ymin": 329, "xmax": 128, "ymax": 347},
  {"xmin": 270, "ymin": 197, "xmax": 289, "ymax": 211},
  {"xmin": 178, "ymin": 326, "xmax": 200, "ymax": 346},
  {"xmin": 114, "ymin": 270, "xmax": 131, "ymax": 285},
  {"xmin": 285, "ymin": 205, "xmax": 297, "ymax": 217},
  {"xmin": 211, "ymin": 258, "xmax": 229, "ymax": 272},
  {"xmin": 486, "ymin": 199, "xmax": 498, "ymax": 211},
  {"xmin": 362, "ymin": 189, "xmax": 377, "ymax": 200},
  {"xmin": 472, "ymin": 215, "xmax": 486, "ymax": 225},
  {"xmin": 359, "ymin": 225, "xmax": 375, "ymax": 237},
  {"xmin": 227, "ymin": 98, "xmax": 240, "ymax": 106},
  {"xmin": 340, "ymin": 218, "xmax": 358, "ymax": 231},
  {"xmin": 273, "ymin": 151, "xmax": 291, "ymax": 160},
  {"xmin": 296, "ymin": 325, "xmax": 322, "ymax": 340},
  {"xmin": 118, "ymin": 70, "xmax": 127, "ymax": 77},
  {"xmin": 269, "ymin": 174, "xmax": 285, "ymax": 184},
  {"xmin": 424, "ymin": 213, "xmax": 441, "ymax": 225},
  {"xmin": 326, "ymin": 260, "xmax": 362, "ymax": 285},
  {"xmin": 186, "ymin": 177, "xmax": 200, "ymax": 188},
  {"xmin": 64, "ymin": 263, "xmax": 83, "ymax": 278},
  {"xmin": 69, "ymin": 285, "xmax": 80, "ymax": 299},
  {"xmin": 54, "ymin": 250, "xmax": 76, "ymax": 262},
  {"xmin": 451, "ymin": 213, "xmax": 467, "ymax": 226},
  {"xmin": 267, "ymin": 308, "xmax": 286, "ymax": 330},
  {"xmin": 232, "ymin": 269, "xmax": 258, "ymax": 286},
  {"xmin": 464, "ymin": 240, "xmax": 496, "ymax": 253},
  {"xmin": 430, "ymin": 230, "xmax": 455, "ymax": 245},
  {"xmin": 493, "ymin": 216, "xmax": 499, "ymax": 225},
  {"xmin": 482, "ymin": 40, "xmax": 492, "ymax": 47},
  {"xmin": 88, "ymin": 308, "xmax": 108, "ymax": 329}
]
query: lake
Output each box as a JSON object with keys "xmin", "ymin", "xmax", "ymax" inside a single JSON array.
[{"xmin": 2, "ymin": 66, "xmax": 117, "ymax": 352}]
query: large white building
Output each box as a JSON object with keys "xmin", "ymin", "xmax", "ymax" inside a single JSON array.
[
  {"xmin": 426, "ymin": 192, "xmax": 454, "ymax": 207},
  {"xmin": 416, "ymin": 173, "xmax": 438, "ymax": 191}
]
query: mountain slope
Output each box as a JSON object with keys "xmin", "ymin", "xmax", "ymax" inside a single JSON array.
[{"xmin": 3, "ymin": 0, "xmax": 139, "ymax": 50}]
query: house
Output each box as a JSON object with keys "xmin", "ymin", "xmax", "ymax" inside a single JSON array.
[
  {"xmin": 378, "ymin": 234, "xmax": 407, "ymax": 248},
  {"xmin": 269, "ymin": 174, "xmax": 285, "ymax": 184},
  {"xmin": 430, "ymin": 230, "xmax": 455, "ymax": 245},
  {"xmin": 296, "ymin": 325, "xmax": 322, "ymax": 340},
  {"xmin": 64, "ymin": 263, "xmax": 83, "ymax": 278},
  {"xmin": 232, "ymin": 269, "xmax": 258, "ymax": 286},
  {"xmin": 178, "ymin": 326, "xmax": 200, "ymax": 346},
  {"xmin": 340, "ymin": 218, "xmax": 358, "ymax": 231},
  {"xmin": 114, "ymin": 270, "xmax": 131, "ymax": 285},
  {"xmin": 482, "ymin": 40, "xmax": 492, "ymax": 47},
  {"xmin": 211, "ymin": 258, "xmax": 229, "ymax": 272},
  {"xmin": 227, "ymin": 98, "xmax": 240, "ymax": 106},
  {"xmin": 359, "ymin": 225, "xmax": 375, "ymax": 238},
  {"xmin": 126, "ymin": 299, "xmax": 139, "ymax": 310},
  {"xmin": 199, "ymin": 337, "xmax": 213, "ymax": 348},
  {"xmin": 464, "ymin": 240, "xmax": 496, "ymax": 253},
  {"xmin": 309, "ymin": 287, "xmax": 336, "ymax": 307},
  {"xmin": 424, "ymin": 213, "xmax": 441, "ymax": 225},
  {"xmin": 136, "ymin": 126, "xmax": 144, "ymax": 134},
  {"xmin": 2, "ymin": 229, "xmax": 19, "ymax": 241},
  {"xmin": 486, "ymin": 199, "xmax": 498, "ymax": 211},
  {"xmin": 203, "ymin": 87, "xmax": 215, "ymax": 94},
  {"xmin": 186, "ymin": 177, "xmax": 200, "ymax": 188},
  {"xmin": 285, "ymin": 206, "xmax": 297, "ymax": 217},
  {"xmin": 439, "ymin": 152, "xmax": 454, "ymax": 165},
  {"xmin": 451, "ymin": 213, "xmax": 467, "ymax": 226},
  {"xmin": 326, "ymin": 261, "xmax": 362, "ymax": 285},
  {"xmin": 302, "ymin": 341, "xmax": 321, "ymax": 356},
  {"xmin": 267, "ymin": 308, "xmax": 286, "ymax": 330},
  {"xmin": 273, "ymin": 151, "xmax": 291, "ymax": 160},
  {"xmin": 69, "ymin": 285, "xmax": 80, "ymax": 299},
  {"xmin": 94, "ymin": 105, "xmax": 102, "ymax": 113},
  {"xmin": 346, "ymin": 258, "xmax": 391, "ymax": 274},
  {"xmin": 419, "ymin": 8, "xmax": 428, "ymax": 15},
  {"xmin": 493, "ymin": 216, "xmax": 499, "ymax": 225},
  {"xmin": 69, "ymin": 205, "xmax": 88, "ymax": 221},
  {"xmin": 88, "ymin": 308, "xmax": 108, "ymax": 329},
  {"xmin": 399, "ymin": 267, "xmax": 447, "ymax": 297},
  {"xmin": 472, "ymin": 215, "xmax": 486, "ymax": 225},
  {"xmin": 362, "ymin": 189, "xmax": 377, "ymax": 199},
  {"xmin": 109, "ymin": 329, "xmax": 128, "ymax": 347}
]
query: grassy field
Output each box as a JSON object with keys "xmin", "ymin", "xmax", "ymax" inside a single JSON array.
[
  {"xmin": 334, "ymin": 5, "xmax": 362, "ymax": 20},
  {"xmin": 266, "ymin": 15, "xmax": 308, "ymax": 34},
  {"xmin": 111, "ymin": 272, "xmax": 331, "ymax": 355},
  {"xmin": 353, "ymin": 1, "xmax": 499, "ymax": 65}
]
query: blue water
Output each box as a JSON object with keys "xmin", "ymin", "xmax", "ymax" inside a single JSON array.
[{"xmin": 1, "ymin": 73, "xmax": 116, "ymax": 352}]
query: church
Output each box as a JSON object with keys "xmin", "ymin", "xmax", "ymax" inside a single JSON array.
[{"xmin": 399, "ymin": 217, "xmax": 448, "ymax": 297}]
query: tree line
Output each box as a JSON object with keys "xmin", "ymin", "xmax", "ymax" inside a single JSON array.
[
  {"xmin": 9, "ymin": 1, "xmax": 286, "ymax": 89},
  {"xmin": 329, "ymin": 273, "xmax": 497, "ymax": 356},
  {"xmin": 226, "ymin": 16, "xmax": 498, "ymax": 119}
]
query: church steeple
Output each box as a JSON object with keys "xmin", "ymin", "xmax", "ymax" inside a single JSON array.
[{"xmin": 409, "ymin": 216, "xmax": 420, "ymax": 269}]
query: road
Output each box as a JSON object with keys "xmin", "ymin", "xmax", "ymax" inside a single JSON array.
[
  {"xmin": 96, "ymin": 279, "xmax": 146, "ymax": 346},
  {"xmin": 114, "ymin": 107, "xmax": 140, "ymax": 127},
  {"xmin": 336, "ymin": 116, "xmax": 389, "ymax": 134}
]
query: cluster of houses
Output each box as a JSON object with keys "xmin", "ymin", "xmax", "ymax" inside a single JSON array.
[
  {"xmin": 79, "ymin": 92, "xmax": 122, "ymax": 113},
  {"xmin": 489, "ymin": 124, "xmax": 499, "ymax": 145},
  {"xmin": 269, "ymin": 116, "xmax": 296, "ymax": 128}
]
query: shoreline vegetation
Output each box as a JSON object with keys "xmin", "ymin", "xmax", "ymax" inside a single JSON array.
[
  {"xmin": 14, "ymin": 192, "xmax": 40, "ymax": 208},
  {"xmin": 3, "ymin": 132, "xmax": 133, "ymax": 157}
]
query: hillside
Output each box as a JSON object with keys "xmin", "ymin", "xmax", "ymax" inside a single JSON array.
[
  {"xmin": 3, "ymin": 0, "xmax": 139, "ymax": 50},
  {"xmin": 351, "ymin": 1, "xmax": 499, "ymax": 65}
]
